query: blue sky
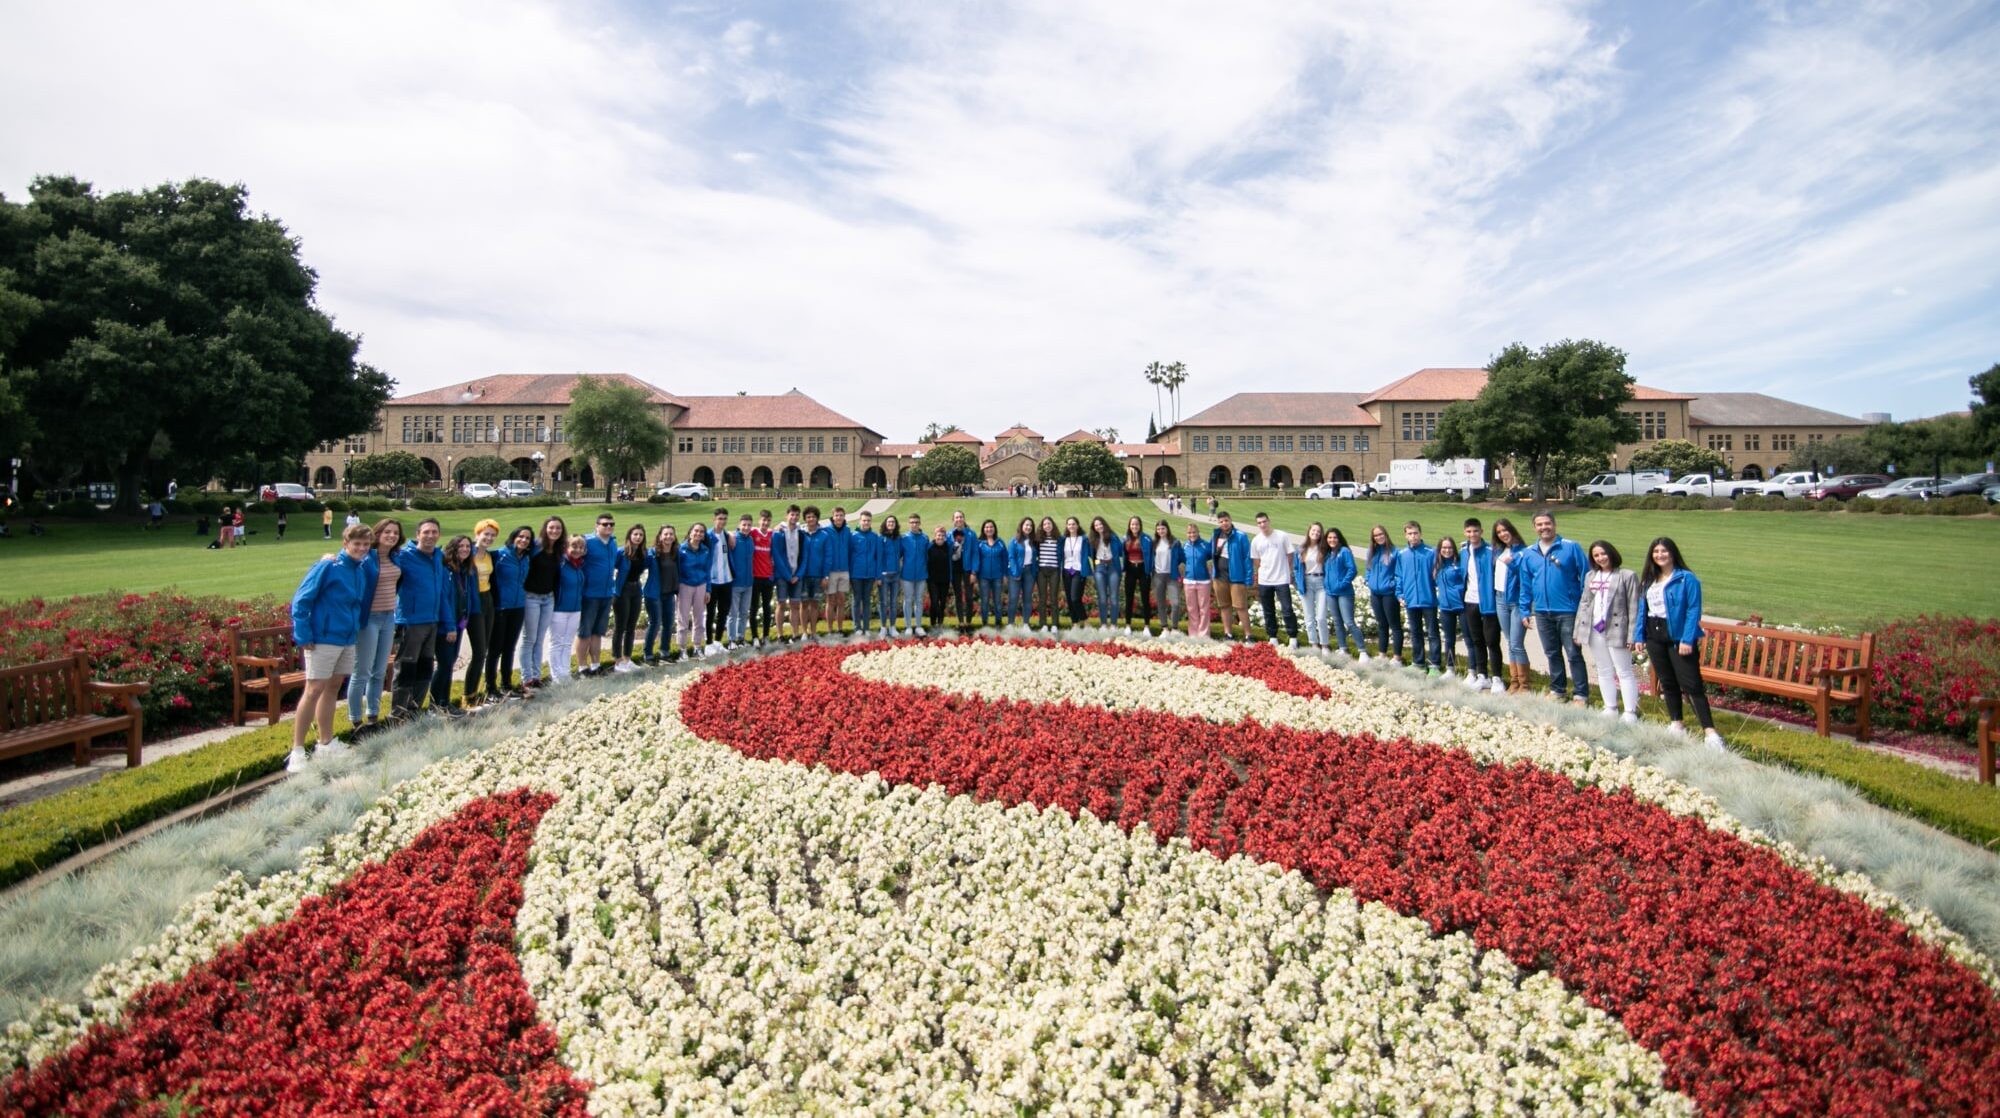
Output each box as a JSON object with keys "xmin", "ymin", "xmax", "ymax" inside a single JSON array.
[{"xmin": 3, "ymin": 0, "xmax": 1995, "ymax": 440}]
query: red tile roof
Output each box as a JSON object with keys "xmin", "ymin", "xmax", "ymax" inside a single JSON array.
[
  {"xmin": 935, "ymin": 430, "xmax": 984, "ymax": 444},
  {"xmin": 1172, "ymin": 392, "xmax": 1376, "ymax": 428},
  {"xmin": 393, "ymin": 373, "xmax": 686, "ymax": 408},
  {"xmin": 1360, "ymin": 368, "xmax": 1692, "ymax": 404},
  {"xmin": 674, "ymin": 389, "xmax": 883, "ymax": 437},
  {"xmin": 994, "ymin": 425, "xmax": 1044, "ymax": 440},
  {"xmin": 1055, "ymin": 429, "xmax": 1104, "ymax": 443}
]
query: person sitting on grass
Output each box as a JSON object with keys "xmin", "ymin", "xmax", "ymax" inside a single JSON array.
[{"xmin": 286, "ymin": 523, "xmax": 378, "ymax": 772}]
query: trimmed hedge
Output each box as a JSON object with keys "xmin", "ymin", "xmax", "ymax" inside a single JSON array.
[
  {"xmin": 1728, "ymin": 723, "xmax": 2000, "ymax": 849},
  {"xmin": 405, "ymin": 494, "xmax": 571, "ymax": 511},
  {"xmin": 0, "ymin": 718, "xmax": 306, "ymax": 889}
]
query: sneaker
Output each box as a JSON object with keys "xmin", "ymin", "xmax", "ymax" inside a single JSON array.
[
  {"xmin": 1571, "ymin": 695, "xmax": 1589, "ymax": 707},
  {"xmin": 1488, "ymin": 677, "xmax": 1506, "ymax": 695},
  {"xmin": 1288, "ymin": 637, "xmax": 1298, "ymax": 649},
  {"xmin": 1465, "ymin": 674, "xmax": 1485, "ymax": 690},
  {"xmin": 613, "ymin": 661, "xmax": 637, "ymax": 674},
  {"xmin": 318, "ymin": 739, "xmax": 350, "ymax": 760},
  {"xmin": 1425, "ymin": 667, "xmax": 1439, "ymax": 679},
  {"xmin": 915, "ymin": 626, "xmax": 927, "ymax": 637},
  {"xmin": 1620, "ymin": 711, "xmax": 1639, "ymax": 724},
  {"xmin": 1704, "ymin": 728, "xmax": 1728, "ymax": 752},
  {"xmin": 286, "ymin": 748, "xmax": 310, "ymax": 773}
]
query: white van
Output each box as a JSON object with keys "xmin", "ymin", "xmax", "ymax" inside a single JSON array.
[
  {"xmin": 496, "ymin": 480, "xmax": 536, "ymax": 499},
  {"xmin": 1575, "ymin": 471, "xmax": 1670, "ymax": 498}
]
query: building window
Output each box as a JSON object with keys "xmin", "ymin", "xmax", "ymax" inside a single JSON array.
[
  {"xmin": 552, "ymin": 415, "xmax": 565, "ymax": 443},
  {"xmin": 808, "ymin": 435, "xmax": 825, "ymax": 454},
  {"xmin": 751, "ymin": 436, "xmax": 774, "ymax": 454},
  {"xmin": 345, "ymin": 434, "xmax": 368, "ymax": 454},
  {"xmin": 1240, "ymin": 434, "xmax": 1263, "ymax": 452},
  {"xmin": 1632, "ymin": 410, "xmax": 1667, "ymax": 440},
  {"xmin": 1807, "ymin": 433, "xmax": 1824, "ymax": 443},
  {"xmin": 1773, "ymin": 433, "xmax": 1797, "ymax": 452},
  {"xmin": 1400, "ymin": 411, "xmax": 1438, "ymax": 442},
  {"xmin": 722, "ymin": 436, "xmax": 745, "ymax": 454},
  {"xmin": 1355, "ymin": 434, "xmax": 1370, "ymax": 452},
  {"xmin": 779, "ymin": 436, "xmax": 803, "ymax": 454},
  {"xmin": 832, "ymin": 436, "xmax": 849, "ymax": 453},
  {"xmin": 700, "ymin": 436, "xmax": 718, "ymax": 454},
  {"xmin": 1214, "ymin": 435, "xmax": 1232, "ymax": 453},
  {"xmin": 1706, "ymin": 433, "xmax": 1733, "ymax": 452},
  {"xmin": 1299, "ymin": 434, "xmax": 1323, "ymax": 452},
  {"xmin": 1744, "ymin": 433, "xmax": 1761, "ymax": 451},
  {"xmin": 402, "ymin": 415, "xmax": 442, "ymax": 444},
  {"xmin": 1191, "ymin": 435, "xmax": 1209, "ymax": 452},
  {"xmin": 1329, "ymin": 434, "xmax": 1346, "ymax": 452},
  {"xmin": 678, "ymin": 436, "xmax": 694, "ymax": 454},
  {"xmin": 1269, "ymin": 434, "xmax": 1293, "ymax": 452}
]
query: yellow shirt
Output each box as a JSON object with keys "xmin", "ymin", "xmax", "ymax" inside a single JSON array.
[{"xmin": 474, "ymin": 550, "xmax": 493, "ymax": 593}]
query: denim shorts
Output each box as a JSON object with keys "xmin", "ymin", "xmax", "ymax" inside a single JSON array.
[
  {"xmin": 579, "ymin": 596, "xmax": 613, "ymax": 637},
  {"xmin": 776, "ymin": 578, "xmax": 803, "ymax": 602},
  {"xmin": 798, "ymin": 575, "xmax": 823, "ymax": 600}
]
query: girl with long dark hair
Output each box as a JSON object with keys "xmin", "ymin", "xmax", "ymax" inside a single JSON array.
[{"xmin": 1634, "ymin": 537, "xmax": 1726, "ymax": 750}]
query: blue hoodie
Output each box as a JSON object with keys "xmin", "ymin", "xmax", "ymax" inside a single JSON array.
[
  {"xmin": 1007, "ymin": 537, "xmax": 1037, "ymax": 578},
  {"xmin": 801, "ymin": 524, "xmax": 832, "ymax": 578},
  {"xmin": 290, "ymin": 551, "xmax": 377, "ymax": 647},
  {"xmin": 679, "ymin": 540, "xmax": 714, "ymax": 588},
  {"xmin": 897, "ymin": 530, "xmax": 930, "ymax": 581},
  {"xmin": 973, "ymin": 538, "xmax": 1009, "ymax": 580},
  {"xmin": 1434, "ymin": 553, "xmax": 1467, "ymax": 610},
  {"xmin": 582, "ymin": 533, "xmax": 619, "ymax": 599},
  {"xmin": 877, "ymin": 532, "xmax": 903, "ymax": 581},
  {"xmin": 1460, "ymin": 542, "xmax": 1497, "ymax": 615},
  {"xmin": 1327, "ymin": 546, "xmax": 1358, "ymax": 596},
  {"xmin": 728, "ymin": 529, "xmax": 756, "ymax": 584},
  {"xmin": 392, "ymin": 543, "xmax": 454, "ymax": 628},
  {"xmin": 613, "ymin": 548, "xmax": 655, "ymax": 597},
  {"xmin": 1212, "ymin": 527, "xmax": 1254, "ymax": 584},
  {"xmin": 1181, "ymin": 537, "xmax": 1215, "ymax": 581},
  {"xmin": 824, "ymin": 522, "xmax": 853, "ymax": 574},
  {"xmin": 948, "ymin": 524, "xmax": 978, "ymax": 573},
  {"xmin": 492, "ymin": 545, "xmax": 532, "ymax": 611},
  {"xmin": 1364, "ymin": 547, "xmax": 1398, "ymax": 595},
  {"xmin": 772, "ymin": 523, "xmax": 808, "ymax": 582},
  {"xmin": 553, "ymin": 556, "xmax": 585, "ymax": 612},
  {"xmin": 1518, "ymin": 535, "xmax": 1589, "ymax": 614},
  {"xmin": 1394, "ymin": 542, "xmax": 1437, "ymax": 608},
  {"xmin": 850, "ymin": 529, "xmax": 882, "ymax": 582},
  {"xmin": 1632, "ymin": 567, "xmax": 1704, "ymax": 646}
]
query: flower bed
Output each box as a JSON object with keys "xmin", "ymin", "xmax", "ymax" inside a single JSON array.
[
  {"xmin": 1869, "ymin": 616, "xmax": 2000, "ymax": 738},
  {"xmin": 5, "ymin": 638, "xmax": 1998, "ymax": 1115},
  {"xmin": 0, "ymin": 592, "xmax": 289, "ymax": 736}
]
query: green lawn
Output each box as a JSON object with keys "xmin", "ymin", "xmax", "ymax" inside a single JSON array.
[{"xmin": 883, "ymin": 497, "xmax": 1997, "ymax": 631}]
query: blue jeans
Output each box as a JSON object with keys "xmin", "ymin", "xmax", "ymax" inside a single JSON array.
[
  {"xmin": 348, "ymin": 609, "xmax": 395, "ymax": 721},
  {"xmin": 1008, "ymin": 571, "xmax": 1034, "ymax": 624},
  {"xmin": 1093, "ymin": 563, "xmax": 1122, "ymax": 625},
  {"xmin": 1406, "ymin": 605, "xmax": 1439, "ymax": 668},
  {"xmin": 519, "ymin": 592, "xmax": 553, "ymax": 682},
  {"xmin": 730, "ymin": 585, "xmax": 752, "ymax": 642},
  {"xmin": 1371, "ymin": 591, "xmax": 1403, "ymax": 656},
  {"xmin": 1329, "ymin": 593, "xmax": 1359, "ymax": 653},
  {"xmin": 879, "ymin": 578, "xmax": 898, "ymax": 631},
  {"xmin": 643, "ymin": 595, "xmax": 667, "ymax": 655},
  {"xmin": 1301, "ymin": 573, "xmax": 1328, "ymax": 646},
  {"xmin": 1438, "ymin": 609, "xmax": 1462, "ymax": 671},
  {"xmin": 1537, "ymin": 610, "xmax": 1590, "ymax": 698},
  {"xmin": 979, "ymin": 577, "xmax": 1003, "ymax": 625},
  {"xmin": 853, "ymin": 578, "xmax": 876, "ymax": 631},
  {"xmin": 900, "ymin": 579, "xmax": 925, "ymax": 629},
  {"xmin": 1500, "ymin": 600, "xmax": 1527, "ymax": 664}
]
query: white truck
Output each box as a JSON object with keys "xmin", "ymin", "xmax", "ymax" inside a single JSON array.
[
  {"xmin": 1367, "ymin": 458, "xmax": 1487, "ymax": 497},
  {"xmin": 1575, "ymin": 471, "xmax": 1671, "ymax": 498},
  {"xmin": 1754, "ymin": 471, "xmax": 1819, "ymax": 499},
  {"xmin": 1655, "ymin": 473, "xmax": 1761, "ymax": 498}
]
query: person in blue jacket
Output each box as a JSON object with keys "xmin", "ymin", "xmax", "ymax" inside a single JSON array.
[
  {"xmin": 1518, "ymin": 510, "xmax": 1591, "ymax": 703},
  {"xmin": 546, "ymin": 532, "xmax": 587, "ymax": 681},
  {"xmin": 1147, "ymin": 520, "xmax": 1183, "ymax": 635},
  {"xmin": 1211, "ymin": 512, "xmax": 1254, "ymax": 641},
  {"xmin": 1006, "ymin": 516, "xmax": 1038, "ymax": 628},
  {"xmin": 972, "ymin": 519, "xmax": 1009, "ymax": 627},
  {"xmin": 1324, "ymin": 527, "xmax": 1361, "ymax": 658},
  {"xmin": 1634, "ymin": 536, "xmax": 1726, "ymax": 750},
  {"xmin": 1432, "ymin": 537, "xmax": 1465, "ymax": 676},
  {"xmin": 771, "ymin": 505, "xmax": 807, "ymax": 641},
  {"xmin": 287, "ymin": 523, "xmax": 378, "ymax": 770},
  {"xmin": 728, "ymin": 512, "xmax": 757, "ymax": 646},
  {"xmin": 876, "ymin": 514, "xmax": 907, "ymax": 636},
  {"xmin": 1180, "ymin": 521, "xmax": 1214, "ymax": 637},
  {"xmin": 897, "ymin": 512, "xmax": 932, "ymax": 634},
  {"xmin": 1363, "ymin": 524, "xmax": 1402, "ymax": 662},
  {"xmin": 948, "ymin": 510, "xmax": 978, "ymax": 628},
  {"xmin": 1458, "ymin": 519, "xmax": 1503, "ymax": 692},
  {"xmin": 574, "ymin": 512, "xmax": 620, "ymax": 676},
  {"xmin": 389, "ymin": 517, "xmax": 454, "ymax": 720},
  {"xmin": 431, "ymin": 535, "xmax": 480, "ymax": 712},
  {"xmin": 799, "ymin": 506, "xmax": 831, "ymax": 639},
  {"xmin": 643, "ymin": 525, "xmax": 680, "ymax": 661},
  {"xmin": 823, "ymin": 507, "xmax": 853, "ymax": 638},
  {"xmin": 483, "ymin": 525, "xmax": 534, "ymax": 699},
  {"xmin": 609, "ymin": 523, "xmax": 653, "ymax": 672},
  {"xmin": 849, "ymin": 510, "xmax": 881, "ymax": 639},
  {"xmin": 1393, "ymin": 522, "xmax": 1439, "ymax": 673},
  {"xmin": 678, "ymin": 522, "xmax": 715, "ymax": 654}
]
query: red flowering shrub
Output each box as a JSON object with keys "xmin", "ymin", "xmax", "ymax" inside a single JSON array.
[
  {"xmin": 0, "ymin": 592, "xmax": 290, "ymax": 735},
  {"xmin": 683, "ymin": 642, "xmax": 2000, "ymax": 1116},
  {"xmin": 1870, "ymin": 616, "xmax": 2000, "ymax": 737},
  {"xmin": 2, "ymin": 788, "xmax": 589, "ymax": 1116}
]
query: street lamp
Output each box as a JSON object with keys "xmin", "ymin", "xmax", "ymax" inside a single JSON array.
[
  {"xmin": 445, "ymin": 454, "xmax": 454, "ymax": 490},
  {"xmin": 345, "ymin": 455, "xmax": 353, "ymax": 493}
]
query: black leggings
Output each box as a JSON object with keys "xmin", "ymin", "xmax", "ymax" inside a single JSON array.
[
  {"xmin": 463, "ymin": 590, "xmax": 495, "ymax": 694},
  {"xmin": 612, "ymin": 589, "xmax": 645, "ymax": 660},
  {"xmin": 487, "ymin": 606, "xmax": 525, "ymax": 692},
  {"xmin": 1124, "ymin": 561, "xmax": 1153, "ymax": 624},
  {"xmin": 752, "ymin": 578, "xmax": 775, "ymax": 640},
  {"xmin": 928, "ymin": 577, "xmax": 951, "ymax": 627},
  {"xmin": 1065, "ymin": 572, "xmax": 1089, "ymax": 623},
  {"xmin": 1646, "ymin": 620, "xmax": 1715, "ymax": 729}
]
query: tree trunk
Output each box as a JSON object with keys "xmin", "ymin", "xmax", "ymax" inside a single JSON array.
[
  {"xmin": 1530, "ymin": 456, "xmax": 1548, "ymax": 503},
  {"xmin": 112, "ymin": 443, "xmax": 151, "ymax": 515}
]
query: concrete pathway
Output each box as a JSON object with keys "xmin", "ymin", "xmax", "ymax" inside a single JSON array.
[
  {"xmin": 0, "ymin": 719, "xmax": 277, "ymax": 811},
  {"xmin": 856, "ymin": 497, "xmax": 895, "ymax": 517}
]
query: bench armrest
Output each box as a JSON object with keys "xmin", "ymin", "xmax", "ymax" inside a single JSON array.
[
  {"xmin": 1975, "ymin": 696, "xmax": 2000, "ymax": 716},
  {"xmin": 84, "ymin": 681, "xmax": 151, "ymax": 697},
  {"xmin": 1815, "ymin": 665, "xmax": 1869, "ymax": 682},
  {"xmin": 235, "ymin": 656, "xmax": 283, "ymax": 669}
]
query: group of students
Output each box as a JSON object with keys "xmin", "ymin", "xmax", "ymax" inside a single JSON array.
[{"xmin": 286, "ymin": 503, "xmax": 1728, "ymax": 769}]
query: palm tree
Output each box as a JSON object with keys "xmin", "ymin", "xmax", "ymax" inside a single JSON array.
[
  {"xmin": 1164, "ymin": 361, "xmax": 1189, "ymax": 423},
  {"xmin": 1143, "ymin": 361, "xmax": 1166, "ymax": 429}
]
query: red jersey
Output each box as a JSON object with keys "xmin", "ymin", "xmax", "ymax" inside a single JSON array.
[{"xmin": 750, "ymin": 528, "xmax": 774, "ymax": 579}]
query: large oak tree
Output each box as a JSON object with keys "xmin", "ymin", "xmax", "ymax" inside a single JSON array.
[{"xmin": 1426, "ymin": 339, "xmax": 1639, "ymax": 500}]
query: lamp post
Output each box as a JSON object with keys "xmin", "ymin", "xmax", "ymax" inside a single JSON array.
[
  {"xmin": 1725, "ymin": 453, "xmax": 1734, "ymax": 482},
  {"xmin": 445, "ymin": 454, "xmax": 454, "ymax": 491},
  {"xmin": 344, "ymin": 455, "xmax": 352, "ymax": 494}
]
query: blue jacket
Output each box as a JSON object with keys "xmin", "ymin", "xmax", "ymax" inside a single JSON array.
[
  {"xmin": 948, "ymin": 525, "xmax": 978, "ymax": 573},
  {"xmin": 1147, "ymin": 538, "xmax": 1184, "ymax": 581},
  {"xmin": 613, "ymin": 549, "xmax": 654, "ymax": 597},
  {"xmin": 1327, "ymin": 546, "xmax": 1358, "ymax": 596},
  {"xmin": 877, "ymin": 534, "xmax": 903, "ymax": 580},
  {"xmin": 1633, "ymin": 568, "xmax": 1704, "ymax": 646},
  {"xmin": 444, "ymin": 563, "xmax": 479, "ymax": 632},
  {"xmin": 392, "ymin": 543, "xmax": 455, "ymax": 628},
  {"xmin": 290, "ymin": 551, "xmax": 376, "ymax": 647},
  {"xmin": 644, "ymin": 547, "xmax": 678, "ymax": 601},
  {"xmin": 1212, "ymin": 528, "xmax": 1254, "ymax": 584},
  {"xmin": 1394, "ymin": 543, "xmax": 1438, "ymax": 608},
  {"xmin": 849, "ymin": 530, "xmax": 882, "ymax": 581},
  {"xmin": 801, "ymin": 526, "xmax": 832, "ymax": 579},
  {"xmin": 728, "ymin": 530, "xmax": 756, "ymax": 584},
  {"xmin": 1518, "ymin": 536, "xmax": 1589, "ymax": 614},
  {"xmin": 824, "ymin": 524, "xmax": 852, "ymax": 574},
  {"xmin": 582, "ymin": 534, "xmax": 619, "ymax": 599},
  {"xmin": 1181, "ymin": 537, "xmax": 1215, "ymax": 581},
  {"xmin": 492, "ymin": 546, "xmax": 531, "ymax": 611},
  {"xmin": 1460, "ymin": 543, "xmax": 1498, "ymax": 615},
  {"xmin": 771, "ymin": 524, "xmax": 809, "ymax": 582},
  {"xmin": 1364, "ymin": 548, "xmax": 1398, "ymax": 595},
  {"xmin": 897, "ymin": 532, "xmax": 930, "ymax": 581},
  {"xmin": 553, "ymin": 559, "xmax": 585, "ymax": 612},
  {"xmin": 1434, "ymin": 556, "xmax": 1467, "ymax": 610},
  {"xmin": 1292, "ymin": 545, "xmax": 1333, "ymax": 596},
  {"xmin": 679, "ymin": 541, "xmax": 714, "ymax": 588},
  {"xmin": 972, "ymin": 538, "xmax": 1009, "ymax": 580},
  {"xmin": 1007, "ymin": 538, "xmax": 1036, "ymax": 578}
]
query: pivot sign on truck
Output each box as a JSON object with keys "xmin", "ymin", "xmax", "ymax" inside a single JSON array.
[{"xmin": 1379, "ymin": 458, "xmax": 1486, "ymax": 495}]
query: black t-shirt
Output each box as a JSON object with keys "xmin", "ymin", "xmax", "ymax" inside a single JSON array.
[
  {"xmin": 927, "ymin": 541, "xmax": 952, "ymax": 583},
  {"xmin": 524, "ymin": 546, "xmax": 562, "ymax": 594}
]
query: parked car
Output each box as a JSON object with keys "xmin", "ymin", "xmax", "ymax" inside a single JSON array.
[
  {"xmin": 1855, "ymin": 477, "xmax": 1941, "ymax": 501},
  {"xmin": 1984, "ymin": 484, "xmax": 2000, "ymax": 504},
  {"xmin": 495, "ymin": 479, "xmax": 537, "ymax": 498},
  {"xmin": 1933, "ymin": 472, "xmax": 2000, "ymax": 498},
  {"xmin": 1805, "ymin": 474, "xmax": 1891, "ymax": 501},
  {"xmin": 1655, "ymin": 473, "xmax": 1760, "ymax": 498},
  {"xmin": 461, "ymin": 483, "xmax": 498, "ymax": 500},
  {"xmin": 654, "ymin": 481, "xmax": 710, "ymax": 500},
  {"xmin": 1304, "ymin": 482, "xmax": 1363, "ymax": 500},
  {"xmin": 1753, "ymin": 471, "xmax": 1821, "ymax": 499},
  {"xmin": 259, "ymin": 483, "xmax": 314, "ymax": 502},
  {"xmin": 1575, "ymin": 471, "xmax": 1670, "ymax": 498}
]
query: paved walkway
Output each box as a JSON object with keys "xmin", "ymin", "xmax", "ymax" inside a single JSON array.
[
  {"xmin": 856, "ymin": 497, "xmax": 895, "ymax": 517},
  {"xmin": 0, "ymin": 719, "xmax": 274, "ymax": 811}
]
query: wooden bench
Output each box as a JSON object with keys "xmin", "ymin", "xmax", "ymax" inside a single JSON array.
[
  {"xmin": 229, "ymin": 623, "xmax": 306, "ymax": 727},
  {"xmin": 1697, "ymin": 618, "xmax": 1874, "ymax": 742},
  {"xmin": 1975, "ymin": 697, "xmax": 2000, "ymax": 785},
  {"xmin": 0, "ymin": 653, "xmax": 149, "ymax": 768}
]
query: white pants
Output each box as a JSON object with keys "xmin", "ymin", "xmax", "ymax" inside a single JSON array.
[
  {"xmin": 1587, "ymin": 629, "xmax": 1639, "ymax": 714},
  {"xmin": 546, "ymin": 609, "xmax": 580, "ymax": 683}
]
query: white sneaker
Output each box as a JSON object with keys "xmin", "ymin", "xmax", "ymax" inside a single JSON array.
[
  {"xmin": 1288, "ymin": 637, "xmax": 1298, "ymax": 649},
  {"xmin": 706, "ymin": 642, "xmax": 725, "ymax": 657},
  {"xmin": 1620, "ymin": 711, "xmax": 1639, "ymax": 724},
  {"xmin": 1489, "ymin": 677, "xmax": 1507, "ymax": 694},
  {"xmin": 613, "ymin": 661, "xmax": 636, "ymax": 673},
  {"xmin": 1668, "ymin": 721, "xmax": 1685, "ymax": 735},
  {"xmin": 285, "ymin": 748, "xmax": 310, "ymax": 773},
  {"xmin": 1466, "ymin": 674, "xmax": 1485, "ymax": 690},
  {"xmin": 916, "ymin": 626, "xmax": 926, "ymax": 637},
  {"xmin": 1358, "ymin": 651, "xmax": 1371, "ymax": 664},
  {"xmin": 319, "ymin": 739, "xmax": 350, "ymax": 759},
  {"xmin": 1704, "ymin": 728, "xmax": 1728, "ymax": 751}
]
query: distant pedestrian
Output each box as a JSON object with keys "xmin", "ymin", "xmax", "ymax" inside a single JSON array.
[
  {"xmin": 233, "ymin": 507, "xmax": 246, "ymax": 546},
  {"xmin": 218, "ymin": 507, "xmax": 235, "ymax": 550},
  {"xmin": 276, "ymin": 509, "xmax": 289, "ymax": 541},
  {"xmin": 345, "ymin": 511, "xmax": 362, "ymax": 531},
  {"xmin": 166, "ymin": 479, "xmax": 178, "ymax": 501},
  {"xmin": 147, "ymin": 499, "xmax": 164, "ymax": 530},
  {"xmin": 322, "ymin": 506, "xmax": 333, "ymax": 539}
]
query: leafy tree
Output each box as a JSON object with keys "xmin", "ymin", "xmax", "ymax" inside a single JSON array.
[
  {"xmin": 455, "ymin": 455, "xmax": 512, "ymax": 486},
  {"xmin": 1145, "ymin": 416, "xmax": 1159, "ymax": 443},
  {"xmin": 909, "ymin": 443, "xmax": 982, "ymax": 489},
  {"xmin": 347, "ymin": 450, "xmax": 430, "ymax": 492},
  {"xmin": 1426, "ymin": 339, "xmax": 1638, "ymax": 500},
  {"xmin": 1544, "ymin": 451, "xmax": 1611, "ymax": 498},
  {"xmin": 0, "ymin": 176, "xmax": 392, "ymax": 512},
  {"xmin": 1038, "ymin": 441, "xmax": 1125, "ymax": 491},
  {"xmin": 918, "ymin": 422, "xmax": 962, "ymax": 444},
  {"xmin": 1627, "ymin": 438, "xmax": 1725, "ymax": 478},
  {"xmin": 566, "ymin": 375, "xmax": 670, "ymax": 499},
  {"xmin": 1783, "ymin": 413, "xmax": 1996, "ymax": 476},
  {"xmin": 1971, "ymin": 363, "xmax": 2000, "ymax": 443}
]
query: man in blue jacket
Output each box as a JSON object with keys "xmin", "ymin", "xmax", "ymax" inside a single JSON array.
[
  {"xmin": 1393, "ymin": 521, "xmax": 1440, "ymax": 674},
  {"xmin": 1459, "ymin": 518, "xmax": 1503, "ymax": 691},
  {"xmin": 824, "ymin": 506, "xmax": 854, "ymax": 638},
  {"xmin": 849, "ymin": 510, "xmax": 880, "ymax": 638},
  {"xmin": 948, "ymin": 510, "xmax": 977, "ymax": 629},
  {"xmin": 287, "ymin": 523, "xmax": 378, "ymax": 771},
  {"xmin": 772, "ymin": 505, "xmax": 806, "ymax": 640},
  {"xmin": 1211, "ymin": 512, "xmax": 1254, "ymax": 641},
  {"xmin": 579, "ymin": 512, "xmax": 619, "ymax": 674},
  {"xmin": 1519, "ymin": 511, "xmax": 1591, "ymax": 702},
  {"xmin": 389, "ymin": 517, "xmax": 454, "ymax": 720}
]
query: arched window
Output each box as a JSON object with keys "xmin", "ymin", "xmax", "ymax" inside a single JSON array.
[
  {"xmin": 751, "ymin": 466, "xmax": 774, "ymax": 488},
  {"xmin": 781, "ymin": 466, "xmax": 804, "ymax": 488},
  {"xmin": 552, "ymin": 458, "xmax": 573, "ymax": 481},
  {"xmin": 810, "ymin": 465, "xmax": 834, "ymax": 489},
  {"xmin": 578, "ymin": 465, "xmax": 596, "ymax": 490},
  {"xmin": 510, "ymin": 457, "xmax": 537, "ymax": 480},
  {"xmin": 1740, "ymin": 463, "xmax": 1765, "ymax": 481},
  {"xmin": 314, "ymin": 466, "xmax": 337, "ymax": 488},
  {"xmin": 722, "ymin": 466, "xmax": 744, "ymax": 487},
  {"xmin": 1332, "ymin": 464, "xmax": 1354, "ymax": 483},
  {"xmin": 896, "ymin": 467, "xmax": 912, "ymax": 488},
  {"xmin": 1300, "ymin": 465, "xmax": 1323, "ymax": 487},
  {"xmin": 863, "ymin": 465, "xmax": 888, "ymax": 488},
  {"xmin": 1269, "ymin": 465, "xmax": 1293, "ymax": 489},
  {"xmin": 1152, "ymin": 465, "xmax": 1177, "ymax": 489},
  {"xmin": 1207, "ymin": 465, "xmax": 1230, "ymax": 488},
  {"xmin": 419, "ymin": 457, "xmax": 443, "ymax": 482},
  {"xmin": 693, "ymin": 466, "xmax": 715, "ymax": 487},
  {"xmin": 1238, "ymin": 465, "xmax": 1262, "ymax": 488}
]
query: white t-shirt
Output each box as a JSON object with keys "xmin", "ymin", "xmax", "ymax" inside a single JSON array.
[
  {"xmin": 1251, "ymin": 530, "xmax": 1296, "ymax": 586},
  {"xmin": 1152, "ymin": 540, "xmax": 1173, "ymax": 574},
  {"xmin": 1647, "ymin": 577, "xmax": 1667, "ymax": 618},
  {"xmin": 1464, "ymin": 547, "xmax": 1481, "ymax": 604}
]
